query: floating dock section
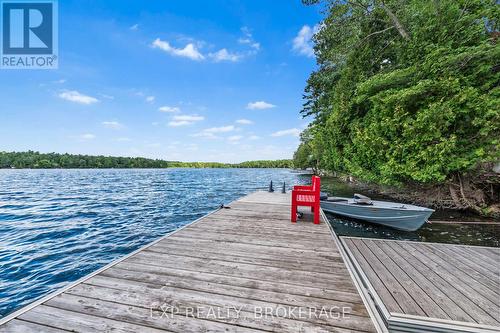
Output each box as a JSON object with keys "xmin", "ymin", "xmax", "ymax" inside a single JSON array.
[{"xmin": 342, "ymin": 237, "xmax": 500, "ymax": 333}]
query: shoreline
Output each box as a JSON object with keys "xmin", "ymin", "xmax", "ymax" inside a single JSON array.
[{"xmin": 320, "ymin": 175, "xmax": 500, "ymax": 222}]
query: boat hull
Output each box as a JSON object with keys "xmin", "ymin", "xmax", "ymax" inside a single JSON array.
[{"xmin": 320, "ymin": 198, "xmax": 433, "ymax": 231}]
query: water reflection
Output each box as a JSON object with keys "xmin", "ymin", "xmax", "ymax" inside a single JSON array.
[{"xmin": 326, "ymin": 212, "xmax": 499, "ymax": 247}]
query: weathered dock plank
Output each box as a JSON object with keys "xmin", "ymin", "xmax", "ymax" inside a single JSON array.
[
  {"xmin": 0, "ymin": 191, "xmax": 376, "ymax": 332},
  {"xmin": 342, "ymin": 237, "xmax": 500, "ymax": 332}
]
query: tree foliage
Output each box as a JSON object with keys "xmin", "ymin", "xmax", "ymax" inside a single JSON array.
[
  {"xmin": 295, "ymin": 0, "xmax": 499, "ymax": 187},
  {"xmin": 0, "ymin": 151, "xmax": 293, "ymax": 169}
]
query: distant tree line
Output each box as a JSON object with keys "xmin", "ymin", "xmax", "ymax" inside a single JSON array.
[{"xmin": 0, "ymin": 151, "xmax": 293, "ymax": 169}]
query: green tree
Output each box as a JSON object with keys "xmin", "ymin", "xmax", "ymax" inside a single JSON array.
[{"xmin": 297, "ymin": 0, "xmax": 500, "ymax": 213}]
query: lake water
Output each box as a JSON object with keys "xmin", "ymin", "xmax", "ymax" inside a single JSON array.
[
  {"xmin": 0, "ymin": 168, "xmax": 310, "ymax": 318},
  {"xmin": 0, "ymin": 169, "xmax": 498, "ymax": 318}
]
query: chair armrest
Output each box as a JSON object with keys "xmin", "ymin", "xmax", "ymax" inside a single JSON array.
[
  {"xmin": 293, "ymin": 185, "xmax": 312, "ymax": 190},
  {"xmin": 292, "ymin": 189, "xmax": 316, "ymax": 196}
]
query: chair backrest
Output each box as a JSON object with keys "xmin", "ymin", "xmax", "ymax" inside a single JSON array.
[{"xmin": 311, "ymin": 176, "xmax": 321, "ymax": 196}]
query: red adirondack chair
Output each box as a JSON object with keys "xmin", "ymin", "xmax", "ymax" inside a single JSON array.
[{"xmin": 291, "ymin": 176, "xmax": 321, "ymax": 224}]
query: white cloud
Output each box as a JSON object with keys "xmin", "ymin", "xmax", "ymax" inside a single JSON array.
[
  {"xmin": 271, "ymin": 128, "xmax": 301, "ymax": 137},
  {"xmin": 238, "ymin": 38, "xmax": 260, "ymax": 50},
  {"xmin": 115, "ymin": 137, "xmax": 132, "ymax": 142},
  {"xmin": 130, "ymin": 24, "xmax": 139, "ymax": 31},
  {"xmin": 246, "ymin": 101, "xmax": 276, "ymax": 110},
  {"xmin": 145, "ymin": 142, "xmax": 161, "ymax": 148},
  {"xmin": 191, "ymin": 125, "xmax": 236, "ymax": 139},
  {"xmin": 236, "ymin": 119, "xmax": 253, "ymax": 125},
  {"xmin": 146, "ymin": 96, "xmax": 155, "ymax": 103},
  {"xmin": 152, "ymin": 38, "xmax": 205, "ymax": 61},
  {"xmin": 208, "ymin": 48, "xmax": 241, "ymax": 62},
  {"xmin": 77, "ymin": 133, "xmax": 95, "ymax": 140},
  {"xmin": 204, "ymin": 27, "xmax": 260, "ymax": 63},
  {"xmin": 191, "ymin": 132, "xmax": 218, "ymax": 139},
  {"xmin": 101, "ymin": 121, "xmax": 124, "ymax": 130},
  {"xmin": 168, "ymin": 121, "xmax": 191, "ymax": 127},
  {"xmin": 98, "ymin": 93, "xmax": 114, "ymax": 100},
  {"xmin": 204, "ymin": 125, "xmax": 236, "ymax": 133},
  {"xmin": 173, "ymin": 115, "xmax": 204, "ymax": 122},
  {"xmin": 168, "ymin": 114, "xmax": 204, "ymax": 127},
  {"xmin": 239, "ymin": 27, "xmax": 260, "ymax": 50},
  {"xmin": 151, "ymin": 33, "xmax": 259, "ymax": 63},
  {"xmin": 58, "ymin": 90, "xmax": 99, "ymax": 105},
  {"xmin": 158, "ymin": 106, "xmax": 180, "ymax": 113},
  {"xmin": 228, "ymin": 135, "xmax": 243, "ymax": 142},
  {"xmin": 292, "ymin": 25, "xmax": 318, "ymax": 57},
  {"xmin": 248, "ymin": 135, "xmax": 260, "ymax": 140}
]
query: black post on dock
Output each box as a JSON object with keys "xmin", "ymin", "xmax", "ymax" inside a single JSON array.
[
  {"xmin": 281, "ymin": 182, "xmax": 286, "ymax": 193},
  {"xmin": 268, "ymin": 180, "xmax": 274, "ymax": 192}
]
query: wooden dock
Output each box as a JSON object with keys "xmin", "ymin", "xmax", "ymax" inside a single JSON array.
[
  {"xmin": 342, "ymin": 237, "xmax": 500, "ymax": 333},
  {"xmin": 0, "ymin": 191, "xmax": 376, "ymax": 333}
]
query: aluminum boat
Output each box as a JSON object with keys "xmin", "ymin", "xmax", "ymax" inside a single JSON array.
[{"xmin": 320, "ymin": 194, "xmax": 434, "ymax": 231}]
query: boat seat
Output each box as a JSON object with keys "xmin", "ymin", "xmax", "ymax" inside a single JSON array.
[{"xmin": 354, "ymin": 193, "xmax": 372, "ymax": 204}]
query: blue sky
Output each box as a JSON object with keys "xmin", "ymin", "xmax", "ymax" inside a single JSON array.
[{"xmin": 1, "ymin": 0, "xmax": 322, "ymax": 162}]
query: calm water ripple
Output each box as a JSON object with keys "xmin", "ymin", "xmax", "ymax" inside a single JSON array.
[{"xmin": 0, "ymin": 168, "xmax": 308, "ymax": 318}]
